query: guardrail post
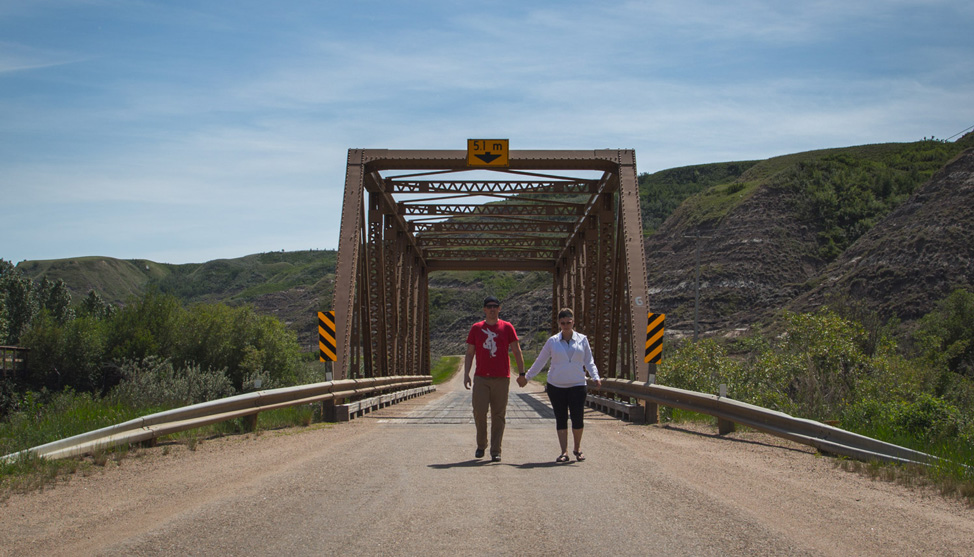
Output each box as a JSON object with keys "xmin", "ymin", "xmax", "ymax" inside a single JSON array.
[
  {"xmin": 242, "ymin": 413, "xmax": 258, "ymax": 432},
  {"xmin": 717, "ymin": 417, "xmax": 736, "ymax": 435},
  {"xmin": 717, "ymin": 384, "xmax": 735, "ymax": 435},
  {"xmin": 320, "ymin": 400, "xmax": 337, "ymax": 422},
  {"xmin": 642, "ymin": 402, "xmax": 659, "ymax": 424},
  {"xmin": 641, "ymin": 373, "xmax": 659, "ymax": 424}
]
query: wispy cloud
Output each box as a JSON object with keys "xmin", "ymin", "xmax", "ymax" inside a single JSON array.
[
  {"xmin": 1, "ymin": 0, "xmax": 972, "ymax": 263},
  {"xmin": 0, "ymin": 41, "xmax": 89, "ymax": 74}
]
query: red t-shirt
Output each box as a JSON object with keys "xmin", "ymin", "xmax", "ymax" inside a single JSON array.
[{"xmin": 466, "ymin": 319, "xmax": 519, "ymax": 377}]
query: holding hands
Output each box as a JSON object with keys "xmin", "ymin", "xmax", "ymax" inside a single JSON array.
[{"xmin": 516, "ymin": 374, "xmax": 527, "ymax": 388}]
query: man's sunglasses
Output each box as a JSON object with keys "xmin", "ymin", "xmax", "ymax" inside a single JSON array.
[{"xmin": 484, "ymin": 304, "xmax": 500, "ymax": 309}]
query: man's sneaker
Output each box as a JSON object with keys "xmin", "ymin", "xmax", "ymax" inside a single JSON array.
[
  {"xmin": 475, "ymin": 448, "xmax": 485, "ymax": 458},
  {"xmin": 491, "ymin": 454, "xmax": 501, "ymax": 462}
]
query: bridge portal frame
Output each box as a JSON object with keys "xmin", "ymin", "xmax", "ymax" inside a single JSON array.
[{"xmin": 332, "ymin": 148, "xmax": 650, "ymax": 382}]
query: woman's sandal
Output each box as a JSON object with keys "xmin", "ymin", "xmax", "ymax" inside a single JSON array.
[
  {"xmin": 556, "ymin": 454, "xmax": 570, "ymax": 463},
  {"xmin": 573, "ymin": 450, "xmax": 586, "ymax": 462}
]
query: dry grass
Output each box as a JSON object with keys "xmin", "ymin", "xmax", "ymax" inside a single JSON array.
[{"xmin": 836, "ymin": 458, "xmax": 974, "ymax": 507}]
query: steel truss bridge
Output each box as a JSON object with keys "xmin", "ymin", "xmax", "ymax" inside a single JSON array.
[{"xmin": 332, "ymin": 148, "xmax": 650, "ymax": 382}]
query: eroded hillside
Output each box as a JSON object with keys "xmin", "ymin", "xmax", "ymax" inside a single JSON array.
[
  {"xmin": 788, "ymin": 148, "xmax": 974, "ymax": 322},
  {"xmin": 642, "ymin": 136, "xmax": 974, "ymax": 336}
]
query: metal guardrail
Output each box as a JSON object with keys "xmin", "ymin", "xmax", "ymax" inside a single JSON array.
[
  {"xmin": 596, "ymin": 378, "xmax": 939, "ymax": 466},
  {"xmin": 335, "ymin": 385, "xmax": 436, "ymax": 421},
  {"xmin": 2, "ymin": 375, "xmax": 432, "ymax": 463}
]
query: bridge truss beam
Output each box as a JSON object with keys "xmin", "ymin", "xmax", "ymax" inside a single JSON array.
[{"xmin": 333, "ymin": 149, "xmax": 649, "ymax": 381}]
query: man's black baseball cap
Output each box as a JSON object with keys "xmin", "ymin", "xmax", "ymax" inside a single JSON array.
[{"xmin": 483, "ymin": 296, "xmax": 501, "ymax": 307}]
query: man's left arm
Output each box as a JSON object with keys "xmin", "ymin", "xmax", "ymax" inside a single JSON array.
[{"xmin": 511, "ymin": 339, "xmax": 525, "ymax": 376}]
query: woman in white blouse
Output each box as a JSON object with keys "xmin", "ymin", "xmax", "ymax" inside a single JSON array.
[{"xmin": 519, "ymin": 308, "xmax": 601, "ymax": 463}]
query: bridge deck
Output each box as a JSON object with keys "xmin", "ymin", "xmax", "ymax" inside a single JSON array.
[{"xmin": 374, "ymin": 389, "xmax": 555, "ymax": 425}]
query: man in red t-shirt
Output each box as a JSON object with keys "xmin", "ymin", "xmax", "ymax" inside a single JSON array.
[{"xmin": 463, "ymin": 296, "xmax": 525, "ymax": 462}]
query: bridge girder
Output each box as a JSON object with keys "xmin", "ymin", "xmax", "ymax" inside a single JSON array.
[{"xmin": 333, "ymin": 149, "xmax": 650, "ymax": 381}]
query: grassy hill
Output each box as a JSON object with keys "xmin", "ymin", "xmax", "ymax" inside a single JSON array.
[
  {"xmin": 20, "ymin": 251, "xmax": 337, "ymax": 307},
  {"xmin": 17, "ymin": 257, "xmax": 169, "ymax": 304},
  {"xmin": 638, "ymin": 160, "xmax": 759, "ymax": 234}
]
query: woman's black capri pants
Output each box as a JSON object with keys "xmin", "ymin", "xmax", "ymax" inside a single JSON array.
[{"xmin": 545, "ymin": 384, "xmax": 587, "ymax": 430}]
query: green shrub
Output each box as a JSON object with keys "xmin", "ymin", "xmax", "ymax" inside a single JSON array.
[
  {"xmin": 656, "ymin": 338, "xmax": 741, "ymax": 396},
  {"xmin": 108, "ymin": 357, "xmax": 235, "ymax": 410},
  {"xmin": 913, "ymin": 289, "xmax": 974, "ymax": 379},
  {"xmin": 894, "ymin": 394, "xmax": 962, "ymax": 444},
  {"xmin": 174, "ymin": 303, "xmax": 300, "ymax": 390},
  {"xmin": 742, "ymin": 350, "xmax": 800, "ymax": 412},
  {"xmin": 774, "ymin": 310, "xmax": 869, "ymax": 419}
]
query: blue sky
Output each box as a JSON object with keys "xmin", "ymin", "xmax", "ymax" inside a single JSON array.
[{"xmin": 2, "ymin": 0, "xmax": 972, "ymax": 264}]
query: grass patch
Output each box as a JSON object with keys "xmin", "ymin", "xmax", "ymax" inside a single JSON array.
[
  {"xmin": 835, "ymin": 423, "xmax": 974, "ymax": 506},
  {"xmin": 836, "ymin": 456, "xmax": 974, "ymax": 507},
  {"xmin": 0, "ymin": 453, "xmax": 88, "ymax": 499},
  {"xmin": 257, "ymin": 405, "xmax": 315, "ymax": 429},
  {"xmin": 431, "ymin": 356, "xmax": 462, "ymax": 384},
  {"xmin": 675, "ymin": 180, "xmax": 761, "ymax": 229},
  {"xmin": 659, "ymin": 407, "xmax": 713, "ymax": 424},
  {"xmin": 236, "ymin": 281, "xmax": 292, "ymax": 299},
  {"xmin": 0, "ymin": 390, "xmax": 146, "ymax": 457}
]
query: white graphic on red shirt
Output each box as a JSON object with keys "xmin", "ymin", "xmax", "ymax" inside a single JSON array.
[{"xmin": 481, "ymin": 327, "xmax": 498, "ymax": 357}]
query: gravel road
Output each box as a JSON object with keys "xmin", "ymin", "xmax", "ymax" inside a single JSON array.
[{"xmin": 2, "ymin": 371, "xmax": 972, "ymax": 556}]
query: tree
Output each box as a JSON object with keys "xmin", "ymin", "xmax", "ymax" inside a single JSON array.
[
  {"xmin": 106, "ymin": 289, "xmax": 182, "ymax": 363},
  {"xmin": 38, "ymin": 277, "xmax": 75, "ymax": 323},
  {"xmin": 79, "ymin": 290, "xmax": 115, "ymax": 320},
  {"xmin": 0, "ymin": 288, "xmax": 8, "ymax": 343},
  {"xmin": 0, "ymin": 259, "xmax": 38, "ymax": 345}
]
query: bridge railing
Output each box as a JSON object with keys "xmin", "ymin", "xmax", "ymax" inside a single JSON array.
[
  {"xmin": 3, "ymin": 375, "xmax": 431, "ymax": 463},
  {"xmin": 596, "ymin": 378, "xmax": 939, "ymax": 467}
]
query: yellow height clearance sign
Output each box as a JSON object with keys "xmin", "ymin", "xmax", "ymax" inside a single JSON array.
[
  {"xmin": 318, "ymin": 311, "xmax": 337, "ymax": 362},
  {"xmin": 645, "ymin": 313, "xmax": 664, "ymax": 364},
  {"xmin": 467, "ymin": 139, "xmax": 509, "ymax": 167}
]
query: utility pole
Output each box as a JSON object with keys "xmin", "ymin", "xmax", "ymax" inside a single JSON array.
[{"xmin": 684, "ymin": 234, "xmax": 712, "ymax": 342}]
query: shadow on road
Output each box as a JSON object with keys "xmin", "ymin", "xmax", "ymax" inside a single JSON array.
[
  {"xmin": 515, "ymin": 392, "xmax": 555, "ymax": 418},
  {"xmin": 662, "ymin": 423, "xmax": 813, "ymax": 455},
  {"xmin": 428, "ymin": 460, "xmax": 491, "ymax": 469},
  {"xmin": 516, "ymin": 460, "xmax": 574, "ymax": 469},
  {"xmin": 427, "ymin": 460, "xmax": 574, "ymax": 470}
]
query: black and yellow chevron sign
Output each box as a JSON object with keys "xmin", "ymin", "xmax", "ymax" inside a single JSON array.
[
  {"xmin": 645, "ymin": 312, "xmax": 664, "ymax": 364},
  {"xmin": 318, "ymin": 311, "xmax": 337, "ymax": 362}
]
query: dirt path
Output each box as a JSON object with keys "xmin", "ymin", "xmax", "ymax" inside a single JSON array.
[{"xmin": 2, "ymin": 371, "xmax": 973, "ymax": 555}]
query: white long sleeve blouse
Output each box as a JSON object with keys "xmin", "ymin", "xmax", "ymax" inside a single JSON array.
[{"xmin": 525, "ymin": 331, "xmax": 600, "ymax": 388}]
